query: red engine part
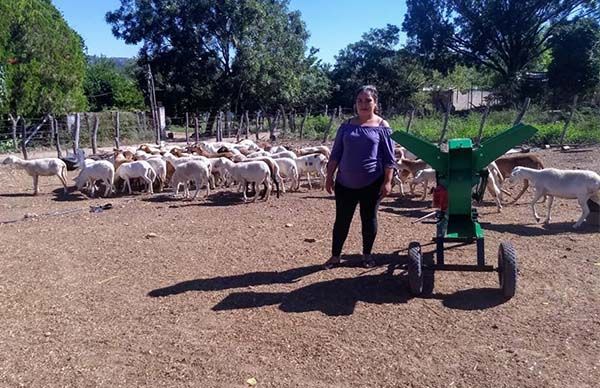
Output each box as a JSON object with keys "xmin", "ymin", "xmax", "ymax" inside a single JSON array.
[{"xmin": 432, "ymin": 185, "xmax": 448, "ymax": 211}]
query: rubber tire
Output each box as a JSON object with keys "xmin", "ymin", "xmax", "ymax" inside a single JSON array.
[
  {"xmin": 498, "ymin": 242, "xmax": 517, "ymax": 299},
  {"xmin": 408, "ymin": 242, "xmax": 423, "ymax": 295}
]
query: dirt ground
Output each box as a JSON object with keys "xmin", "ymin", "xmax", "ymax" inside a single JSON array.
[{"xmin": 0, "ymin": 143, "xmax": 599, "ymax": 388}]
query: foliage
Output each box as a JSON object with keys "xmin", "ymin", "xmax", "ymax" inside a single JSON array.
[
  {"xmin": 548, "ymin": 18, "xmax": 600, "ymax": 105},
  {"xmin": 403, "ymin": 0, "xmax": 598, "ymax": 98},
  {"xmin": 0, "ymin": 0, "xmax": 87, "ymax": 116},
  {"xmin": 84, "ymin": 57, "xmax": 145, "ymax": 111},
  {"xmin": 106, "ymin": 0, "xmax": 322, "ymax": 117},
  {"xmin": 330, "ymin": 24, "xmax": 427, "ymax": 113}
]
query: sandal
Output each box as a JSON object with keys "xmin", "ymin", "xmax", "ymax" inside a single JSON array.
[
  {"xmin": 362, "ymin": 254, "xmax": 376, "ymax": 268},
  {"xmin": 323, "ymin": 256, "xmax": 341, "ymax": 269}
]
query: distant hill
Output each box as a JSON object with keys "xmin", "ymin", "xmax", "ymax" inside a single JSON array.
[{"xmin": 86, "ymin": 55, "xmax": 136, "ymax": 71}]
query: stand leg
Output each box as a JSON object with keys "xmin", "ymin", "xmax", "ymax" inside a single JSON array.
[{"xmin": 477, "ymin": 238, "xmax": 485, "ymax": 266}]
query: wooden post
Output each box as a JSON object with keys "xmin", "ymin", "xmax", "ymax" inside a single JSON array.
[
  {"xmin": 135, "ymin": 110, "xmax": 141, "ymax": 133},
  {"xmin": 244, "ymin": 111, "xmax": 250, "ymax": 139},
  {"xmin": 92, "ymin": 114, "xmax": 99, "ymax": 155},
  {"xmin": 255, "ymin": 111, "xmax": 260, "ymax": 141},
  {"xmin": 114, "ymin": 111, "xmax": 121, "ymax": 150},
  {"xmin": 513, "ymin": 97, "xmax": 531, "ymax": 126},
  {"xmin": 84, "ymin": 112, "xmax": 91, "ymax": 148},
  {"xmin": 406, "ymin": 108, "xmax": 415, "ymax": 133},
  {"xmin": 299, "ymin": 107, "xmax": 309, "ymax": 140},
  {"xmin": 559, "ymin": 94, "xmax": 578, "ymax": 148},
  {"xmin": 185, "ymin": 112, "xmax": 190, "ymax": 144},
  {"xmin": 20, "ymin": 118, "xmax": 28, "ymax": 159},
  {"xmin": 322, "ymin": 107, "xmax": 337, "ymax": 143},
  {"xmin": 54, "ymin": 118, "xmax": 63, "ymax": 158},
  {"xmin": 279, "ymin": 105, "xmax": 287, "ymax": 134},
  {"xmin": 475, "ymin": 101, "xmax": 491, "ymax": 146},
  {"xmin": 194, "ymin": 114, "xmax": 199, "ymax": 144},
  {"xmin": 438, "ymin": 101, "xmax": 451, "ymax": 146},
  {"xmin": 324, "ymin": 104, "xmax": 328, "ymax": 116},
  {"xmin": 8, "ymin": 114, "xmax": 19, "ymax": 149},
  {"xmin": 72, "ymin": 113, "xmax": 80, "ymax": 155},
  {"xmin": 141, "ymin": 111, "xmax": 147, "ymax": 132},
  {"xmin": 217, "ymin": 111, "xmax": 223, "ymax": 142},
  {"xmin": 236, "ymin": 112, "xmax": 244, "ymax": 142},
  {"xmin": 49, "ymin": 114, "xmax": 55, "ymax": 148}
]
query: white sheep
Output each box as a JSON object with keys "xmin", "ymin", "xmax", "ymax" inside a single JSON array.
[
  {"xmin": 270, "ymin": 150, "xmax": 297, "ymax": 160},
  {"xmin": 246, "ymin": 150, "xmax": 272, "ymax": 159},
  {"xmin": 2, "ymin": 155, "xmax": 68, "ymax": 195},
  {"xmin": 411, "ymin": 168, "xmax": 436, "ymax": 200},
  {"xmin": 509, "ymin": 167, "xmax": 600, "ymax": 228},
  {"xmin": 219, "ymin": 158, "xmax": 272, "ymax": 202},
  {"xmin": 116, "ymin": 160, "xmax": 156, "ymax": 195},
  {"xmin": 170, "ymin": 160, "xmax": 211, "ymax": 200},
  {"xmin": 74, "ymin": 160, "xmax": 115, "ymax": 197},
  {"xmin": 295, "ymin": 153, "xmax": 327, "ymax": 190},
  {"xmin": 273, "ymin": 157, "xmax": 299, "ymax": 192},
  {"xmin": 143, "ymin": 157, "xmax": 167, "ymax": 192}
]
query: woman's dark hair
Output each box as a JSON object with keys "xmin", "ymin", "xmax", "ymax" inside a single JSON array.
[{"xmin": 355, "ymin": 85, "xmax": 380, "ymax": 114}]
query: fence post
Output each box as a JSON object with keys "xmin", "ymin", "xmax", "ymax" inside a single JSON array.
[
  {"xmin": 255, "ymin": 111, "xmax": 260, "ymax": 141},
  {"xmin": 322, "ymin": 107, "xmax": 337, "ymax": 144},
  {"xmin": 54, "ymin": 117, "xmax": 63, "ymax": 158},
  {"xmin": 92, "ymin": 114, "xmax": 99, "ymax": 155},
  {"xmin": 114, "ymin": 111, "xmax": 121, "ymax": 150},
  {"xmin": 438, "ymin": 101, "xmax": 451, "ymax": 146},
  {"xmin": 20, "ymin": 118, "xmax": 28, "ymax": 159},
  {"xmin": 49, "ymin": 114, "xmax": 55, "ymax": 148},
  {"xmin": 236, "ymin": 112, "xmax": 243, "ymax": 142},
  {"xmin": 406, "ymin": 108, "xmax": 415, "ymax": 133},
  {"xmin": 185, "ymin": 112, "xmax": 190, "ymax": 144},
  {"xmin": 244, "ymin": 111, "xmax": 250, "ymax": 139},
  {"xmin": 299, "ymin": 107, "xmax": 309, "ymax": 140},
  {"xmin": 9, "ymin": 114, "xmax": 19, "ymax": 149},
  {"xmin": 559, "ymin": 94, "xmax": 578, "ymax": 148},
  {"xmin": 475, "ymin": 101, "xmax": 491, "ymax": 146},
  {"xmin": 72, "ymin": 112, "xmax": 80, "ymax": 155},
  {"xmin": 194, "ymin": 114, "xmax": 199, "ymax": 144}
]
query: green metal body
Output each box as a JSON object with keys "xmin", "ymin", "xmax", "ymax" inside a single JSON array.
[{"xmin": 391, "ymin": 124, "xmax": 538, "ymax": 241}]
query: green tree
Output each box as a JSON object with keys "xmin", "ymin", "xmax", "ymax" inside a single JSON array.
[
  {"xmin": 548, "ymin": 18, "xmax": 600, "ymax": 105},
  {"xmin": 331, "ymin": 25, "xmax": 427, "ymax": 113},
  {"xmin": 1, "ymin": 0, "xmax": 87, "ymax": 116},
  {"xmin": 107, "ymin": 0, "xmax": 317, "ymax": 125},
  {"xmin": 403, "ymin": 0, "xmax": 598, "ymax": 97},
  {"xmin": 84, "ymin": 57, "xmax": 145, "ymax": 111}
]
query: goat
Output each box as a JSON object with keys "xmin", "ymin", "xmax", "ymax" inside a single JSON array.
[
  {"xmin": 395, "ymin": 158, "xmax": 430, "ymax": 194},
  {"xmin": 295, "ymin": 153, "xmax": 327, "ymax": 190},
  {"xmin": 411, "ymin": 168, "xmax": 436, "ymax": 200},
  {"xmin": 509, "ymin": 167, "xmax": 600, "ymax": 228},
  {"xmin": 2, "ymin": 156, "xmax": 68, "ymax": 195}
]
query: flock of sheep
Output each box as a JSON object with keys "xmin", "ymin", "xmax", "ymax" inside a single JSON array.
[{"xmin": 2, "ymin": 137, "xmax": 599, "ymax": 228}]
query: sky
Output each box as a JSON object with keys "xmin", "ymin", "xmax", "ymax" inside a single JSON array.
[{"xmin": 51, "ymin": 0, "xmax": 407, "ymax": 65}]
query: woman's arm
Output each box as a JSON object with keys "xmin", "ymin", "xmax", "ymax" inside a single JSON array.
[{"xmin": 325, "ymin": 159, "xmax": 338, "ymax": 194}]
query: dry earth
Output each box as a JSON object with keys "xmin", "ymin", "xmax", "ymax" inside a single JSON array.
[{"xmin": 0, "ymin": 144, "xmax": 599, "ymax": 387}]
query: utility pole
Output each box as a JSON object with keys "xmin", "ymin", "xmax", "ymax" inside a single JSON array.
[{"xmin": 146, "ymin": 64, "xmax": 160, "ymax": 144}]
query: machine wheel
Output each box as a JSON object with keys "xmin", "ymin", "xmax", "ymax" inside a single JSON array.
[
  {"xmin": 408, "ymin": 242, "xmax": 423, "ymax": 295},
  {"xmin": 498, "ymin": 242, "xmax": 517, "ymax": 298}
]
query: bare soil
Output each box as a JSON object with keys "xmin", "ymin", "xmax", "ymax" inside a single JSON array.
[{"xmin": 0, "ymin": 145, "xmax": 599, "ymax": 388}]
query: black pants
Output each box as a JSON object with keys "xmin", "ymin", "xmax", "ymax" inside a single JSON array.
[{"xmin": 332, "ymin": 175, "xmax": 383, "ymax": 257}]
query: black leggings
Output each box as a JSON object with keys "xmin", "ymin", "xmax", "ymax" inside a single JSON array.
[{"xmin": 332, "ymin": 175, "xmax": 383, "ymax": 257}]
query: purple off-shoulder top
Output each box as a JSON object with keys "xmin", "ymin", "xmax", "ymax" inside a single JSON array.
[{"xmin": 330, "ymin": 123, "xmax": 396, "ymax": 189}]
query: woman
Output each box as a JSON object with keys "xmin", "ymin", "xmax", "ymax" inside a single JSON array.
[{"xmin": 323, "ymin": 85, "xmax": 396, "ymax": 269}]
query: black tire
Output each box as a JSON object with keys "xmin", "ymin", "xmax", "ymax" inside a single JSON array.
[
  {"xmin": 498, "ymin": 242, "xmax": 517, "ymax": 299},
  {"xmin": 408, "ymin": 242, "xmax": 423, "ymax": 295}
]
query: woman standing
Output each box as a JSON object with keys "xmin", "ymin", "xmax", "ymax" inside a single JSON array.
[{"xmin": 323, "ymin": 85, "xmax": 396, "ymax": 269}]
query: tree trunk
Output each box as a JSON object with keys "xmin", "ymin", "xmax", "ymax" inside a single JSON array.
[
  {"xmin": 255, "ymin": 111, "xmax": 261, "ymax": 141},
  {"xmin": 49, "ymin": 114, "xmax": 55, "ymax": 148},
  {"xmin": 279, "ymin": 105, "xmax": 287, "ymax": 134},
  {"xmin": 244, "ymin": 111, "xmax": 250, "ymax": 139},
  {"xmin": 475, "ymin": 101, "xmax": 491, "ymax": 146},
  {"xmin": 194, "ymin": 114, "xmax": 200, "ymax": 144},
  {"xmin": 8, "ymin": 114, "xmax": 20, "ymax": 150},
  {"xmin": 206, "ymin": 109, "xmax": 218, "ymax": 136},
  {"xmin": 236, "ymin": 112, "xmax": 244, "ymax": 142},
  {"xmin": 406, "ymin": 108, "xmax": 415, "ymax": 133},
  {"xmin": 438, "ymin": 101, "xmax": 451, "ymax": 146},
  {"xmin": 513, "ymin": 97, "xmax": 531, "ymax": 126},
  {"xmin": 560, "ymin": 94, "xmax": 578, "ymax": 147}
]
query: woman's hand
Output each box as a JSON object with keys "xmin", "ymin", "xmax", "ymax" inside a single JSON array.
[
  {"xmin": 379, "ymin": 180, "xmax": 392, "ymax": 199},
  {"xmin": 325, "ymin": 176, "xmax": 335, "ymax": 194}
]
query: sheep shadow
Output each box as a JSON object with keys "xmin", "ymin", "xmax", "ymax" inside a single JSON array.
[
  {"xmin": 0, "ymin": 192, "xmax": 36, "ymax": 198},
  {"xmin": 481, "ymin": 221, "xmax": 599, "ymax": 236},
  {"xmin": 50, "ymin": 187, "xmax": 87, "ymax": 202}
]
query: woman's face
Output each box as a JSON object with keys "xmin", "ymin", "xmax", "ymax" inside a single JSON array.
[{"xmin": 356, "ymin": 91, "xmax": 377, "ymax": 116}]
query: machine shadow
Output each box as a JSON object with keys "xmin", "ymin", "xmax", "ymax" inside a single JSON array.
[
  {"xmin": 481, "ymin": 221, "xmax": 598, "ymax": 235},
  {"xmin": 428, "ymin": 288, "xmax": 508, "ymax": 310}
]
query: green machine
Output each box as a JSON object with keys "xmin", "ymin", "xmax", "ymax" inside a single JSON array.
[{"xmin": 391, "ymin": 124, "xmax": 538, "ymax": 298}]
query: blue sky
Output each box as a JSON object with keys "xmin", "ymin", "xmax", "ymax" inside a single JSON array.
[{"xmin": 52, "ymin": 0, "xmax": 407, "ymax": 65}]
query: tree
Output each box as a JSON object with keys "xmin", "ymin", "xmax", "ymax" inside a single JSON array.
[
  {"xmin": 1, "ymin": 0, "xmax": 87, "ymax": 116},
  {"xmin": 84, "ymin": 57, "xmax": 145, "ymax": 111},
  {"xmin": 106, "ymin": 0, "xmax": 316, "ymax": 126},
  {"xmin": 330, "ymin": 24, "xmax": 427, "ymax": 112},
  {"xmin": 403, "ymin": 0, "xmax": 598, "ymax": 96},
  {"xmin": 548, "ymin": 18, "xmax": 600, "ymax": 105}
]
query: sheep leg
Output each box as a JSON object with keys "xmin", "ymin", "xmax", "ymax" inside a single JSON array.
[
  {"xmin": 58, "ymin": 167, "xmax": 69, "ymax": 194},
  {"xmin": 530, "ymin": 189, "xmax": 545, "ymax": 222},
  {"xmin": 251, "ymin": 180, "xmax": 260, "ymax": 203},
  {"xmin": 205, "ymin": 176, "xmax": 210, "ymax": 198},
  {"xmin": 103, "ymin": 179, "xmax": 111, "ymax": 197},
  {"xmin": 543, "ymin": 195, "xmax": 554, "ymax": 225},
  {"xmin": 143, "ymin": 173, "xmax": 154, "ymax": 194},
  {"xmin": 306, "ymin": 173, "xmax": 312, "ymax": 190},
  {"xmin": 32, "ymin": 175, "xmax": 39, "ymax": 195},
  {"xmin": 420, "ymin": 181, "xmax": 428, "ymax": 200},
  {"xmin": 242, "ymin": 180, "xmax": 249, "ymax": 202},
  {"xmin": 574, "ymin": 196, "xmax": 591, "ymax": 228},
  {"xmin": 125, "ymin": 178, "xmax": 132, "ymax": 194},
  {"xmin": 318, "ymin": 170, "xmax": 326, "ymax": 190},
  {"xmin": 264, "ymin": 178, "xmax": 272, "ymax": 201}
]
